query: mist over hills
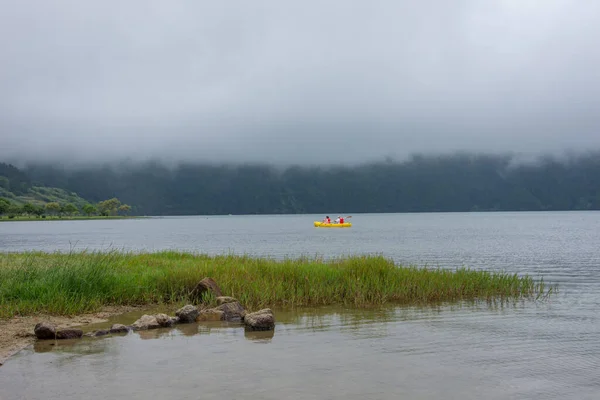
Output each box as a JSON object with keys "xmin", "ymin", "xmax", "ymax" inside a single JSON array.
[{"xmin": 7, "ymin": 151, "xmax": 597, "ymax": 215}]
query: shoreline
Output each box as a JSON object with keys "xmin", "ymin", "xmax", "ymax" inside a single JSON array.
[
  {"xmin": 0, "ymin": 251, "xmax": 555, "ymax": 364},
  {"xmin": 0, "ymin": 305, "xmax": 144, "ymax": 366},
  {"xmin": 0, "ymin": 216, "xmax": 144, "ymax": 222}
]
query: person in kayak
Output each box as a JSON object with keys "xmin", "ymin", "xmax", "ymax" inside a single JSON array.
[
  {"xmin": 323, "ymin": 216, "xmax": 331, "ymax": 224},
  {"xmin": 335, "ymin": 216, "xmax": 345, "ymax": 224}
]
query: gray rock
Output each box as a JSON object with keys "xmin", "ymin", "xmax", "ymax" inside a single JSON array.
[
  {"xmin": 215, "ymin": 301, "xmax": 246, "ymax": 322},
  {"xmin": 175, "ymin": 305, "xmax": 199, "ymax": 323},
  {"xmin": 109, "ymin": 324, "xmax": 131, "ymax": 334},
  {"xmin": 216, "ymin": 296, "xmax": 238, "ymax": 305},
  {"xmin": 56, "ymin": 329, "xmax": 83, "ymax": 339},
  {"xmin": 244, "ymin": 309, "xmax": 275, "ymax": 331},
  {"xmin": 154, "ymin": 313, "xmax": 177, "ymax": 327},
  {"xmin": 92, "ymin": 329, "xmax": 110, "ymax": 337},
  {"xmin": 131, "ymin": 314, "xmax": 161, "ymax": 330},
  {"xmin": 189, "ymin": 277, "xmax": 223, "ymax": 303},
  {"xmin": 34, "ymin": 322, "xmax": 56, "ymax": 340}
]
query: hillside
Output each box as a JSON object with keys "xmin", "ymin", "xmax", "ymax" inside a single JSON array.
[
  {"xmin": 1, "ymin": 162, "xmax": 131, "ymax": 218},
  {"xmin": 20, "ymin": 151, "xmax": 600, "ymax": 215},
  {"xmin": 0, "ymin": 162, "xmax": 88, "ymax": 207}
]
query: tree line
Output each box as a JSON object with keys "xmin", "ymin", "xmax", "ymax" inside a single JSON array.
[
  {"xmin": 18, "ymin": 151, "xmax": 600, "ymax": 215},
  {"xmin": 0, "ymin": 197, "xmax": 132, "ymax": 219}
]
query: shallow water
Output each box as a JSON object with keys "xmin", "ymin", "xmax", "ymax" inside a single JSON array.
[{"xmin": 1, "ymin": 212, "xmax": 600, "ymax": 399}]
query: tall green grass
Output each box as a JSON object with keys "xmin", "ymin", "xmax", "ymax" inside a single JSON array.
[{"xmin": 0, "ymin": 251, "xmax": 555, "ymax": 318}]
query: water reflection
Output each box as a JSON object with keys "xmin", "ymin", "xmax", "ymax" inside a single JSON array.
[{"xmin": 2, "ymin": 300, "xmax": 599, "ymax": 400}]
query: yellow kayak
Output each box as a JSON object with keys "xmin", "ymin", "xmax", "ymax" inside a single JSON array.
[{"xmin": 314, "ymin": 221, "xmax": 352, "ymax": 228}]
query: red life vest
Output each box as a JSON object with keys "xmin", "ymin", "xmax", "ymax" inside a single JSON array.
[{"xmin": 340, "ymin": 217, "xmax": 344, "ymax": 224}]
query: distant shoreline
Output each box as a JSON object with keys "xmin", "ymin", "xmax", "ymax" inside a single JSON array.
[{"xmin": 0, "ymin": 216, "xmax": 142, "ymax": 222}]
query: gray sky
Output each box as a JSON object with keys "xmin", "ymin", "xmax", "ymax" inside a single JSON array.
[{"xmin": 2, "ymin": 0, "xmax": 600, "ymax": 166}]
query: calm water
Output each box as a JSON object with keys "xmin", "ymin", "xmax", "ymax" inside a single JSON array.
[{"xmin": 1, "ymin": 212, "xmax": 600, "ymax": 399}]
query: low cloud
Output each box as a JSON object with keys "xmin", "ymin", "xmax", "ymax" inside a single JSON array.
[{"xmin": 2, "ymin": 0, "xmax": 600, "ymax": 166}]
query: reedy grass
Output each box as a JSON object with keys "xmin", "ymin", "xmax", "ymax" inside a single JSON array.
[{"xmin": 0, "ymin": 251, "xmax": 555, "ymax": 319}]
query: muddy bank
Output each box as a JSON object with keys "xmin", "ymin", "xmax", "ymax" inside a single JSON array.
[{"xmin": 0, "ymin": 305, "xmax": 144, "ymax": 365}]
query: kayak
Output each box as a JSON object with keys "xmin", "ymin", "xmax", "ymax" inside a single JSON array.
[{"xmin": 314, "ymin": 221, "xmax": 352, "ymax": 228}]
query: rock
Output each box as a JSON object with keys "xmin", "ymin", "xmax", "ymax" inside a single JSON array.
[
  {"xmin": 196, "ymin": 309, "xmax": 224, "ymax": 322},
  {"xmin": 154, "ymin": 313, "xmax": 179, "ymax": 327},
  {"xmin": 244, "ymin": 309, "xmax": 275, "ymax": 331},
  {"xmin": 131, "ymin": 315, "xmax": 161, "ymax": 330},
  {"xmin": 196, "ymin": 301, "xmax": 245, "ymax": 322},
  {"xmin": 109, "ymin": 324, "xmax": 131, "ymax": 334},
  {"xmin": 34, "ymin": 322, "xmax": 56, "ymax": 340},
  {"xmin": 92, "ymin": 329, "xmax": 110, "ymax": 337},
  {"xmin": 56, "ymin": 329, "xmax": 83, "ymax": 339},
  {"xmin": 189, "ymin": 277, "xmax": 223, "ymax": 303},
  {"xmin": 215, "ymin": 301, "xmax": 246, "ymax": 322},
  {"xmin": 175, "ymin": 305, "xmax": 199, "ymax": 323},
  {"xmin": 216, "ymin": 296, "xmax": 238, "ymax": 305}
]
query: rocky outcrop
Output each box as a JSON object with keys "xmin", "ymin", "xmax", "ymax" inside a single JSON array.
[
  {"xmin": 189, "ymin": 277, "xmax": 223, "ymax": 303},
  {"xmin": 131, "ymin": 315, "xmax": 161, "ymax": 330},
  {"xmin": 155, "ymin": 313, "xmax": 178, "ymax": 327},
  {"xmin": 196, "ymin": 298, "xmax": 245, "ymax": 322},
  {"xmin": 109, "ymin": 324, "xmax": 131, "ymax": 334},
  {"xmin": 176, "ymin": 305, "xmax": 199, "ymax": 323},
  {"xmin": 244, "ymin": 309, "xmax": 275, "ymax": 331},
  {"xmin": 215, "ymin": 301, "xmax": 245, "ymax": 322},
  {"xmin": 31, "ymin": 279, "xmax": 276, "ymax": 344},
  {"xmin": 55, "ymin": 329, "xmax": 83, "ymax": 339},
  {"xmin": 34, "ymin": 322, "xmax": 56, "ymax": 340}
]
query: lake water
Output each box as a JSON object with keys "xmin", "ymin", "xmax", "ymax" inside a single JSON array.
[{"xmin": 1, "ymin": 212, "xmax": 600, "ymax": 399}]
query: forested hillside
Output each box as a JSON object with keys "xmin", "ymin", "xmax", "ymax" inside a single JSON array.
[
  {"xmin": 0, "ymin": 162, "xmax": 131, "ymax": 218},
  {"xmin": 21, "ymin": 152, "xmax": 600, "ymax": 215}
]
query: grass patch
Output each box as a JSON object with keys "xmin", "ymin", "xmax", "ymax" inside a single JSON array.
[{"xmin": 0, "ymin": 251, "xmax": 555, "ymax": 318}]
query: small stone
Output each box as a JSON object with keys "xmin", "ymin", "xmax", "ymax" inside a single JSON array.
[
  {"xmin": 154, "ymin": 313, "xmax": 175, "ymax": 327},
  {"xmin": 34, "ymin": 322, "xmax": 56, "ymax": 340},
  {"xmin": 175, "ymin": 305, "xmax": 199, "ymax": 323},
  {"xmin": 109, "ymin": 324, "xmax": 130, "ymax": 334},
  {"xmin": 131, "ymin": 315, "xmax": 161, "ymax": 330},
  {"xmin": 56, "ymin": 329, "xmax": 83, "ymax": 339},
  {"xmin": 244, "ymin": 309, "xmax": 275, "ymax": 331},
  {"xmin": 93, "ymin": 330, "xmax": 110, "ymax": 337}
]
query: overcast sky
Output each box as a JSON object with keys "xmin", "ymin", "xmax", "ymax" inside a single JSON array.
[{"xmin": 1, "ymin": 0, "xmax": 600, "ymax": 166}]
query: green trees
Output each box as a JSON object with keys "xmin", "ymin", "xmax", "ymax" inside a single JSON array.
[
  {"xmin": 61, "ymin": 203, "xmax": 79, "ymax": 216},
  {"xmin": 98, "ymin": 197, "xmax": 120, "ymax": 216},
  {"xmin": 82, "ymin": 203, "xmax": 97, "ymax": 216},
  {"xmin": 0, "ymin": 198, "xmax": 11, "ymax": 215},
  {"xmin": 118, "ymin": 204, "xmax": 131, "ymax": 215},
  {"xmin": 45, "ymin": 202, "xmax": 61, "ymax": 216}
]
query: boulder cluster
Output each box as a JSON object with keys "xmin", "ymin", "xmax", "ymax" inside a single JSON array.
[{"xmin": 33, "ymin": 277, "xmax": 275, "ymax": 341}]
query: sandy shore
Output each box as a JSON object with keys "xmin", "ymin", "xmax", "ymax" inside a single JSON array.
[{"xmin": 0, "ymin": 305, "xmax": 143, "ymax": 366}]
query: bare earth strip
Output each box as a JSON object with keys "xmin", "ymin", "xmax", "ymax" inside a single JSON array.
[{"xmin": 0, "ymin": 305, "xmax": 142, "ymax": 366}]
